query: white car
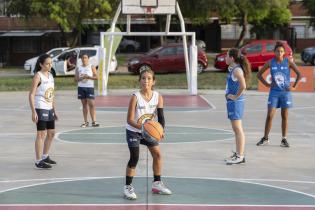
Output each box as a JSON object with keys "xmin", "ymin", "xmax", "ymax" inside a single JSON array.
[
  {"xmin": 31, "ymin": 47, "xmax": 117, "ymax": 76},
  {"xmin": 24, "ymin": 47, "xmax": 69, "ymax": 72}
]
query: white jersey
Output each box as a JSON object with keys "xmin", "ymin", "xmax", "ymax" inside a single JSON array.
[
  {"xmin": 77, "ymin": 64, "xmax": 94, "ymax": 88},
  {"xmin": 126, "ymin": 91, "xmax": 160, "ymax": 133},
  {"xmin": 35, "ymin": 72, "xmax": 54, "ymax": 110}
]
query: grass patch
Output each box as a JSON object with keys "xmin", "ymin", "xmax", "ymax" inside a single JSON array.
[
  {"xmin": 0, "ymin": 71, "xmax": 259, "ymax": 92},
  {"xmin": 116, "ymin": 54, "xmax": 127, "ymax": 67}
]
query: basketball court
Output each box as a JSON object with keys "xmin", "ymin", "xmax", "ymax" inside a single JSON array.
[
  {"xmin": 1, "ymin": 0, "xmax": 315, "ymax": 209},
  {"xmin": 0, "ymin": 89, "xmax": 315, "ymax": 210}
]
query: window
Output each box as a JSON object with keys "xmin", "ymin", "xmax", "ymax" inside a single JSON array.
[
  {"xmin": 58, "ymin": 51, "xmax": 76, "ymax": 61},
  {"xmin": 221, "ymin": 25, "xmax": 236, "ymax": 39},
  {"xmin": 292, "ymin": 25, "xmax": 306, "ymax": 38},
  {"xmin": 266, "ymin": 43, "xmax": 275, "ymax": 52},
  {"xmin": 309, "ymin": 26, "xmax": 315, "ymax": 38},
  {"xmin": 0, "ymin": 0, "xmax": 7, "ymax": 16},
  {"xmin": 79, "ymin": 50, "xmax": 97, "ymax": 58},
  {"xmin": 245, "ymin": 44, "xmax": 262, "ymax": 54},
  {"xmin": 49, "ymin": 50, "xmax": 63, "ymax": 57},
  {"xmin": 176, "ymin": 46, "xmax": 188, "ymax": 55},
  {"xmin": 159, "ymin": 47, "xmax": 176, "ymax": 56}
]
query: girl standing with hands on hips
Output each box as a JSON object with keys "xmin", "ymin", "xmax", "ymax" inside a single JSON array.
[
  {"xmin": 256, "ymin": 42, "xmax": 301, "ymax": 147},
  {"xmin": 29, "ymin": 54, "xmax": 58, "ymax": 169},
  {"xmin": 225, "ymin": 48, "xmax": 251, "ymax": 165}
]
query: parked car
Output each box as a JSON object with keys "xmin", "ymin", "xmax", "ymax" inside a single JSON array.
[
  {"xmin": 214, "ymin": 40, "xmax": 293, "ymax": 71},
  {"xmin": 128, "ymin": 43, "xmax": 208, "ymax": 74},
  {"xmin": 301, "ymin": 46, "xmax": 315, "ymax": 65},
  {"xmin": 118, "ymin": 38, "xmax": 141, "ymax": 52},
  {"xmin": 166, "ymin": 38, "xmax": 206, "ymax": 51},
  {"xmin": 31, "ymin": 46, "xmax": 117, "ymax": 76},
  {"xmin": 196, "ymin": 40, "xmax": 206, "ymax": 51},
  {"xmin": 24, "ymin": 47, "xmax": 69, "ymax": 72}
]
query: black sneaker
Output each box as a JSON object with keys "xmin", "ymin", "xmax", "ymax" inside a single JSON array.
[
  {"xmin": 280, "ymin": 138, "xmax": 290, "ymax": 147},
  {"xmin": 35, "ymin": 160, "xmax": 52, "ymax": 169},
  {"xmin": 92, "ymin": 121, "xmax": 100, "ymax": 127},
  {"xmin": 257, "ymin": 137, "xmax": 269, "ymax": 146},
  {"xmin": 43, "ymin": 156, "xmax": 57, "ymax": 164}
]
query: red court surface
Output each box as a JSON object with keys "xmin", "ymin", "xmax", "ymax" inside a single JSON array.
[
  {"xmin": 95, "ymin": 95, "xmax": 211, "ymax": 108},
  {"xmin": 1, "ymin": 205, "xmax": 315, "ymax": 210}
]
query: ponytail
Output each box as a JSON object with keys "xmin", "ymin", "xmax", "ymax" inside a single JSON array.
[
  {"xmin": 228, "ymin": 48, "xmax": 252, "ymax": 88},
  {"xmin": 239, "ymin": 55, "xmax": 251, "ymax": 88}
]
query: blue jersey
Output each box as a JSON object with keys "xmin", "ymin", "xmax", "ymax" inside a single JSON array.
[
  {"xmin": 226, "ymin": 65, "xmax": 244, "ymax": 101},
  {"xmin": 270, "ymin": 58, "xmax": 290, "ymax": 91}
]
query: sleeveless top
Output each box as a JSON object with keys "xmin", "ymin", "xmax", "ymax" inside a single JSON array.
[
  {"xmin": 77, "ymin": 64, "xmax": 94, "ymax": 88},
  {"xmin": 126, "ymin": 91, "xmax": 159, "ymax": 133},
  {"xmin": 270, "ymin": 57, "xmax": 290, "ymax": 91},
  {"xmin": 35, "ymin": 72, "xmax": 54, "ymax": 110},
  {"xmin": 226, "ymin": 65, "xmax": 244, "ymax": 101}
]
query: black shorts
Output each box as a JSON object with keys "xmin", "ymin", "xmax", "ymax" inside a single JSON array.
[
  {"xmin": 37, "ymin": 120, "xmax": 55, "ymax": 131},
  {"xmin": 35, "ymin": 109, "xmax": 55, "ymax": 131},
  {"xmin": 126, "ymin": 129, "xmax": 159, "ymax": 148},
  {"xmin": 78, "ymin": 87, "xmax": 95, "ymax": 99}
]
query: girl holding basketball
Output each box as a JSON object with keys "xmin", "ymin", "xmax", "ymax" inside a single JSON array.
[
  {"xmin": 256, "ymin": 42, "xmax": 301, "ymax": 147},
  {"xmin": 124, "ymin": 67, "xmax": 172, "ymax": 200},
  {"xmin": 75, "ymin": 54, "xmax": 100, "ymax": 128},
  {"xmin": 225, "ymin": 48, "xmax": 251, "ymax": 165}
]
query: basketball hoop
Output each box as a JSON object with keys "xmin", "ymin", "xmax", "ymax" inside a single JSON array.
[
  {"xmin": 122, "ymin": 0, "xmax": 176, "ymax": 15},
  {"xmin": 144, "ymin": 6, "xmax": 154, "ymax": 15},
  {"xmin": 144, "ymin": 6, "xmax": 155, "ymax": 19}
]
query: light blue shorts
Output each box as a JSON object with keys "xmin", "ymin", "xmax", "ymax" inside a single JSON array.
[
  {"xmin": 268, "ymin": 90, "xmax": 292, "ymax": 109},
  {"xmin": 226, "ymin": 99, "xmax": 244, "ymax": 120}
]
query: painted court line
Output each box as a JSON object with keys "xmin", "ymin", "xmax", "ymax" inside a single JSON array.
[{"xmin": 1, "ymin": 176, "xmax": 315, "ymax": 199}]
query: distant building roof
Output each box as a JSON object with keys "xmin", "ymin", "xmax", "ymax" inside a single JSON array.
[{"xmin": 289, "ymin": 1, "xmax": 310, "ymax": 17}]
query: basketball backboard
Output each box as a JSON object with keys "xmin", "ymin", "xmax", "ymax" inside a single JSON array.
[{"xmin": 122, "ymin": 0, "xmax": 176, "ymax": 15}]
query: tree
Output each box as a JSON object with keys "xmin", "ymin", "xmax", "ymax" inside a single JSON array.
[
  {"xmin": 303, "ymin": 0, "xmax": 315, "ymax": 27},
  {"xmin": 178, "ymin": 0, "xmax": 213, "ymax": 24},
  {"xmin": 211, "ymin": 0, "xmax": 291, "ymax": 47},
  {"xmin": 250, "ymin": 6, "xmax": 291, "ymax": 39},
  {"xmin": 7, "ymin": 0, "xmax": 113, "ymax": 46},
  {"xmin": 179, "ymin": 0, "xmax": 291, "ymax": 47}
]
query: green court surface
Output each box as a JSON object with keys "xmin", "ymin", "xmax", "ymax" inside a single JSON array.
[
  {"xmin": 1, "ymin": 177, "xmax": 315, "ymax": 205},
  {"xmin": 56, "ymin": 126, "xmax": 234, "ymax": 144}
]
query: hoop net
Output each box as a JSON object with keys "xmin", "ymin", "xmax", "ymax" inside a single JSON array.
[{"xmin": 143, "ymin": 6, "xmax": 155, "ymax": 17}]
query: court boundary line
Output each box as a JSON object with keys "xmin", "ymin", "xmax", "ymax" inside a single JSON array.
[
  {"xmin": 0, "ymin": 204, "xmax": 315, "ymax": 207},
  {"xmin": 2, "ymin": 176, "xmax": 315, "ymax": 185},
  {"xmin": 1, "ymin": 176, "xmax": 314, "ymax": 202}
]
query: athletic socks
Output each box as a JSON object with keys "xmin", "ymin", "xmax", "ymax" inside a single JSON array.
[
  {"xmin": 154, "ymin": 175, "xmax": 161, "ymax": 182},
  {"xmin": 42, "ymin": 154, "xmax": 48, "ymax": 160},
  {"xmin": 126, "ymin": 176, "xmax": 133, "ymax": 185}
]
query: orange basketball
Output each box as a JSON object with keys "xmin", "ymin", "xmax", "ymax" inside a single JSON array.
[{"xmin": 143, "ymin": 120, "xmax": 164, "ymax": 141}]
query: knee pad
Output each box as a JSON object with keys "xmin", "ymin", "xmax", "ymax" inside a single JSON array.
[{"xmin": 127, "ymin": 147, "xmax": 139, "ymax": 168}]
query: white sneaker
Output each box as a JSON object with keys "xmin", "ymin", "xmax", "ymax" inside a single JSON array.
[
  {"xmin": 124, "ymin": 185, "xmax": 137, "ymax": 200},
  {"xmin": 226, "ymin": 155, "xmax": 245, "ymax": 165},
  {"xmin": 224, "ymin": 151, "xmax": 237, "ymax": 162},
  {"xmin": 152, "ymin": 181, "xmax": 172, "ymax": 195}
]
